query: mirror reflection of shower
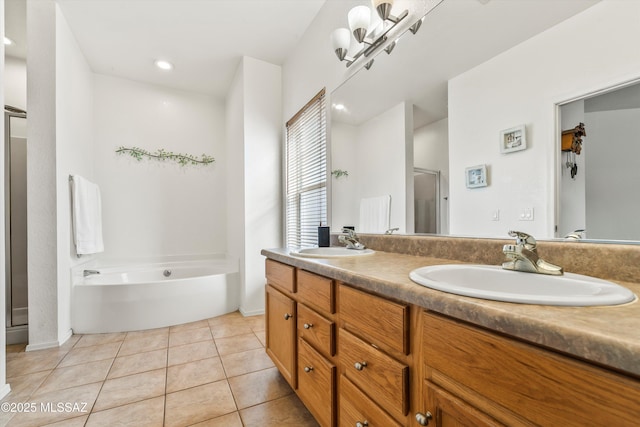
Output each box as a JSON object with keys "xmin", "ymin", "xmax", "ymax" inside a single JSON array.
[
  {"xmin": 5, "ymin": 105, "xmax": 28, "ymax": 344},
  {"xmin": 414, "ymin": 168, "xmax": 440, "ymax": 234}
]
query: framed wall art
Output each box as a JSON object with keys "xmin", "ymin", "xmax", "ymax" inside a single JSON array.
[
  {"xmin": 500, "ymin": 125, "xmax": 527, "ymax": 154},
  {"xmin": 465, "ymin": 164, "xmax": 487, "ymax": 188}
]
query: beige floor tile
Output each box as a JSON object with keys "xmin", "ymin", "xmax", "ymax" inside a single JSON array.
[
  {"xmin": 93, "ymin": 368, "xmax": 166, "ymax": 412},
  {"xmin": 6, "ymin": 352, "xmax": 66, "ymax": 377},
  {"xmin": 169, "ymin": 319, "xmax": 209, "ymax": 333},
  {"xmin": 42, "ymin": 415, "xmax": 89, "ymax": 426},
  {"xmin": 34, "ymin": 359, "xmax": 112, "ymax": 395},
  {"xmin": 74, "ymin": 333, "xmax": 126, "ymax": 349},
  {"xmin": 190, "ymin": 411, "xmax": 243, "ymax": 427},
  {"xmin": 107, "ymin": 348, "xmax": 167, "ymax": 379},
  {"xmin": 6, "ymin": 344, "xmax": 27, "ymax": 354},
  {"xmin": 255, "ymin": 330, "xmax": 267, "ymax": 347},
  {"xmin": 168, "ymin": 326, "xmax": 212, "ymax": 348},
  {"xmin": 165, "ymin": 381, "xmax": 237, "ymax": 427},
  {"xmin": 228, "ymin": 367, "xmax": 293, "ymax": 409},
  {"xmin": 58, "ymin": 342, "xmax": 121, "ymax": 368},
  {"xmin": 220, "ymin": 348, "xmax": 275, "ymax": 378},
  {"xmin": 239, "ymin": 394, "xmax": 319, "ymax": 427},
  {"xmin": 4, "ymin": 371, "xmax": 51, "ymax": 400},
  {"xmin": 59, "ymin": 335, "xmax": 82, "ymax": 352},
  {"xmin": 6, "ymin": 382, "xmax": 101, "ymax": 427},
  {"xmin": 118, "ymin": 333, "xmax": 168, "ymax": 357},
  {"xmin": 207, "ymin": 311, "xmax": 244, "ymax": 326},
  {"xmin": 209, "ymin": 321, "xmax": 254, "ymax": 339},
  {"xmin": 245, "ymin": 315, "xmax": 265, "ymax": 332},
  {"xmin": 125, "ymin": 327, "xmax": 169, "ymax": 339},
  {"xmin": 168, "ymin": 340, "xmax": 217, "ymax": 366},
  {"xmin": 86, "ymin": 396, "xmax": 164, "ymax": 427},
  {"xmin": 166, "ymin": 357, "xmax": 226, "ymax": 393},
  {"xmin": 214, "ymin": 333, "xmax": 263, "ymax": 356}
]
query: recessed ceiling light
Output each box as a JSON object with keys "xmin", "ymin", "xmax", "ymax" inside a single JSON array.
[
  {"xmin": 4, "ymin": 36, "xmax": 14, "ymax": 46},
  {"xmin": 155, "ymin": 60, "xmax": 173, "ymax": 71}
]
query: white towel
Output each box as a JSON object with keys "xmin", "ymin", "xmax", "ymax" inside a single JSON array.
[
  {"xmin": 359, "ymin": 195, "xmax": 391, "ymax": 233},
  {"xmin": 70, "ymin": 175, "xmax": 104, "ymax": 255}
]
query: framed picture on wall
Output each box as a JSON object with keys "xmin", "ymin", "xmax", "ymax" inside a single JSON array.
[
  {"xmin": 465, "ymin": 164, "xmax": 487, "ymax": 188},
  {"xmin": 500, "ymin": 125, "xmax": 527, "ymax": 153}
]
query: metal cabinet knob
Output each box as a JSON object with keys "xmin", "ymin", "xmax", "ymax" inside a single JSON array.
[
  {"xmin": 284, "ymin": 313, "xmax": 292, "ymax": 320},
  {"xmin": 355, "ymin": 421, "xmax": 369, "ymax": 427},
  {"xmin": 415, "ymin": 412, "xmax": 433, "ymax": 426},
  {"xmin": 304, "ymin": 366, "xmax": 313, "ymax": 373},
  {"xmin": 303, "ymin": 323, "xmax": 313, "ymax": 329},
  {"xmin": 354, "ymin": 361, "xmax": 367, "ymax": 371}
]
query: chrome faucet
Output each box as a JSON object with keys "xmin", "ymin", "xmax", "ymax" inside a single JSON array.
[
  {"xmin": 83, "ymin": 269, "xmax": 100, "ymax": 277},
  {"xmin": 338, "ymin": 228, "xmax": 366, "ymax": 250},
  {"xmin": 502, "ymin": 230, "xmax": 563, "ymax": 276}
]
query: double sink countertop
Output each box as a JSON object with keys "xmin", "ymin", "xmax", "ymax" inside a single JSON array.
[{"xmin": 261, "ymin": 244, "xmax": 640, "ymax": 378}]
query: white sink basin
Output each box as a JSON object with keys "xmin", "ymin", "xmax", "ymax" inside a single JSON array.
[
  {"xmin": 409, "ymin": 264, "xmax": 636, "ymax": 306},
  {"xmin": 290, "ymin": 247, "xmax": 375, "ymax": 258}
]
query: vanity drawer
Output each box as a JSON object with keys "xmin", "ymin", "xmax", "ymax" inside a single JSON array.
[
  {"xmin": 339, "ymin": 328, "xmax": 409, "ymax": 421},
  {"xmin": 297, "ymin": 269, "xmax": 334, "ymax": 314},
  {"xmin": 340, "ymin": 375, "xmax": 402, "ymax": 427},
  {"xmin": 266, "ymin": 259, "xmax": 296, "ymax": 293},
  {"xmin": 298, "ymin": 303, "xmax": 335, "ymax": 357},
  {"xmin": 298, "ymin": 338, "xmax": 336, "ymax": 427},
  {"xmin": 339, "ymin": 284, "xmax": 409, "ymax": 355}
]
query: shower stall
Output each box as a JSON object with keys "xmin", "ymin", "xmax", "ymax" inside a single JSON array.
[{"xmin": 5, "ymin": 105, "xmax": 28, "ymax": 344}]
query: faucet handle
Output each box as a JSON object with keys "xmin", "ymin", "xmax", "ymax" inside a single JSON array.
[
  {"xmin": 508, "ymin": 230, "xmax": 537, "ymax": 250},
  {"xmin": 342, "ymin": 228, "xmax": 357, "ymax": 238}
]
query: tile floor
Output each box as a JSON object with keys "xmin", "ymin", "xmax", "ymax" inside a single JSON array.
[{"xmin": 1, "ymin": 312, "xmax": 319, "ymax": 427}]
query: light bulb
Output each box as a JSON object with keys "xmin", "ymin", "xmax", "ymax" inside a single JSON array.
[{"xmin": 348, "ymin": 5, "xmax": 371, "ymax": 43}]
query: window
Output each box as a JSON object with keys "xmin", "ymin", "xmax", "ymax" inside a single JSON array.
[{"xmin": 285, "ymin": 89, "xmax": 327, "ymax": 248}]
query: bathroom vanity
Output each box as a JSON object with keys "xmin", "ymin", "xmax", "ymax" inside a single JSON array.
[{"xmin": 262, "ymin": 235, "xmax": 640, "ymax": 426}]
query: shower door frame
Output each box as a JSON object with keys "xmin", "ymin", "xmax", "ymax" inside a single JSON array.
[
  {"xmin": 5, "ymin": 107, "xmax": 28, "ymax": 329},
  {"xmin": 413, "ymin": 167, "xmax": 441, "ymax": 235}
]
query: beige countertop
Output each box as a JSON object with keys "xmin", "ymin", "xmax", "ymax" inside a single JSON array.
[{"xmin": 262, "ymin": 247, "xmax": 640, "ymax": 378}]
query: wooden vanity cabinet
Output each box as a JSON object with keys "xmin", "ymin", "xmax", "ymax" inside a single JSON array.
[
  {"xmin": 265, "ymin": 284, "xmax": 296, "ymax": 388},
  {"xmin": 420, "ymin": 311, "xmax": 640, "ymax": 426}
]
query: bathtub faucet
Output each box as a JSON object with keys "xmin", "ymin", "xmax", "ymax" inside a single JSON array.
[{"xmin": 83, "ymin": 269, "xmax": 100, "ymax": 277}]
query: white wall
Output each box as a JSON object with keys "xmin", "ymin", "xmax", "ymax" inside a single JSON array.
[
  {"xmin": 4, "ymin": 56, "xmax": 26, "ymax": 111},
  {"xmin": 331, "ymin": 102, "xmax": 410, "ymax": 233},
  {"xmin": 226, "ymin": 57, "xmax": 282, "ymax": 315},
  {"xmin": 330, "ymin": 121, "xmax": 358, "ymax": 231},
  {"xmin": 27, "ymin": 0, "xmax": 59, "ymax": 349},
  {"xmin": 93, "ymin": 75, "xmax": 225, "ymax": 259},
  {"xmin": 54, "ymin": 5, "xmax": 94, "ymax": 346},
  {"xmin": 448, "ymin": 0, "xmax": 640, "ymax": 239},
  {"xmin": 414, "ymin": 117, "xmax": 450, "ymax": 234}
]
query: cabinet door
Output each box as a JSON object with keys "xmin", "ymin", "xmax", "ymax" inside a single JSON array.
[
  {"xmin": 266, "ymin": 285, "xmax": 297, "ymax": 388},
  {"xmin": 298, "ymin": 338, "xmax": 336, "ymax": 427},
  {"xmin": 423, "ymin": 381, "xmax": 503, "ymax": 427}
]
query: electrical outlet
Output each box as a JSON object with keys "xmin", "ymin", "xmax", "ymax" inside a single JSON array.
[{"xmin": 519, "ymin": 207, "xmax": 534, "ymax": 221}]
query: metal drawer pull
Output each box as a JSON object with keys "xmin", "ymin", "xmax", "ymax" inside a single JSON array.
[
  {"xmin": 304, "ymin": 366, "xmax": 313, "ymax": 373},
  {"xmin": 415, "ymin": 412, "xmax": 433, "ymax": 426},
  {"xmin": 355, "ymin": 421, "xmax": 369, "ymax": 427},
  {"xmin": 303, "ymin": 323, "xmax": 313, "ymax": 329},
  {"xmin": 284, "ymin": 313, "xmax": 292, "ymax": 320},
  {"xmin": 354, "ymin": 361, "xmax": 367, "ymax": 371}
]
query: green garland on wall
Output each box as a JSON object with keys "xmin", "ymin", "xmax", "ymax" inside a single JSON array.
[
  {"xmin": 116, "ymin": 146, "xmax": 215, "ymax": 166},
  {"xmin": 331, "ymin": 169, "xmax": 349, "ymax": 179}
]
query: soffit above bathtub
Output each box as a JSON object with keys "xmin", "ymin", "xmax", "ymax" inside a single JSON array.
[{"xmin": 55, "ymin": 0, "xmax": 326, "ymax": 99}]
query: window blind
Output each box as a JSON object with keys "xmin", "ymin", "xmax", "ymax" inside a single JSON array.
[{"xmin": 285, "ymin": 89, "xmax": 327, "ymax": 248}]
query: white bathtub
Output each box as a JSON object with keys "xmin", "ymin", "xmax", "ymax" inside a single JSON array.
[{"xmin": 71, "ymin": 257, "xmax": 240, "ymax": 334}]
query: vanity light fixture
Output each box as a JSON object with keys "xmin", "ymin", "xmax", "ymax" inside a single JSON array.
[
  {"xmin": 331, "ymin": 0, "xmax": 424, "ymax": 69},
  {"xmin": 154, "ymin": 60, "xmax": 174, "ymax": 71}
]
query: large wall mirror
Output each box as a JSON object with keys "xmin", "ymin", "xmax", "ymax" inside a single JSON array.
[{"xmin": 329, "ymin": 0, "xmax": 640, "ymax": 244}]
